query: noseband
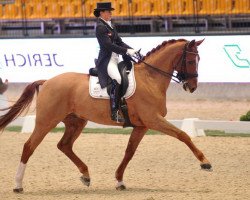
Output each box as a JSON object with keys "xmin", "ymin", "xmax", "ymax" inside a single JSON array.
[{"xmin": 133, "ymin": 41, "xmax": 199, "ymax": 84}]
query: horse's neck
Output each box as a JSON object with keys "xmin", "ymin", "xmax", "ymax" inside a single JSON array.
[
  {"xmin": 135, "ymin": 64, "xmax": 171, "ymax": 96},
  {"xmin": 137, "ymin": 46, "xmax": 179, "ymax": 92}
]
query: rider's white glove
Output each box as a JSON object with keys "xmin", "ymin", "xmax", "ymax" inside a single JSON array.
[{"xmin": 126, "ymin": 48, "xmax": 137, "ymax": 56}]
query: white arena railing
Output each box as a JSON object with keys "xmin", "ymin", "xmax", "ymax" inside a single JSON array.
[{"xmin": 6, "ymin": 115, "xmax": 250, "ymax": 137}]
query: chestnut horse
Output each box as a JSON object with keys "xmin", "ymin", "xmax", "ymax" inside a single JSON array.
[{"xmin": 0, "ymin": 39, "xmax": 212, "ymax": 192}]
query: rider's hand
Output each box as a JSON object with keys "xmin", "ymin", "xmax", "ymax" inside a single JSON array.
[{"xmin": 126, "ymin": 48, "xmax": 137, "ymax": 56}]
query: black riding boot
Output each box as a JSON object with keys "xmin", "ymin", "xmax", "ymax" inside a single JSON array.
[{"xmin": 110, "ymin": 80, "xmax": 125, "ymax": 123}]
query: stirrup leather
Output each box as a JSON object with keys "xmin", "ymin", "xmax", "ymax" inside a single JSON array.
[{"xmin": 111, "ymin": 110, "xmax": 125, "ymax": 123}]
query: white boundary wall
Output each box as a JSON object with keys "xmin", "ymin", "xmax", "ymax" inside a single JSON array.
[
  {"xmin": 8, "ymin": 115, "xmax": 250, "ymax": 137},
  {"xmin": 0, "ymin": 35, "xmax": 250, "ymax": 83}
]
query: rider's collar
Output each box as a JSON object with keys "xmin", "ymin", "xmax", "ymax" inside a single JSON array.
[{"xmin": 99, "ymin": 18, "xmax": 113, "ymax": 29}]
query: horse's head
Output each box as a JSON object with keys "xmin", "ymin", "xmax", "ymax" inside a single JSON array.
[
  {"xmin": 136, "ymin": 39, "xmax": 204, "ymax": 93},
  {"xmin": 175, "ymin": 39, "xmax": 204, "ymax": 93}
]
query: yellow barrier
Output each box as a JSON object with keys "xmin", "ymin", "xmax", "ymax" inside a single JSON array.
[
  {"xmin": 61, "ymin": 0, "xmax": 81, "ymax": 18},
  {"xmin": 159, "ymin": 0, "xmax": 180, "ymax": 16},
  {"xmin": 159, "ymin": 0, "xmax": 194, "ymax": 16},
  {"xmin": 195, "ymin": 0, "xmax": 224, "ymax": 15},
  {"xmin": 140, "ymin": 0, "xmax": 162, "ymax": 16},
  {"xmin": 83, "ymin": 0, "xmax": 97, "ymax": 18},
  {"xmin": 0, "ymin": 0, "xmax": 249, "ymax": 20},
  {"xmin": 25, "ymin": 1, "xmax": 45, "ymax": 19},
  {"xmin": 0, "ymin": 0, "xmax": 22, "ymax": 20},
  {"xmin": 112, "ymin": 0, "xmax": 128, "ymax": 17},
  {"xmin": 227, "ymin": 0, "xmax": 250, "ymax": 15}
]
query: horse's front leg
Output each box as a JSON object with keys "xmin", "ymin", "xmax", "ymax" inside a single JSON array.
[
  {"xmin": 148, "ymin": 116, "xmax": 212, "ymax": 171},
  {"xmin": 115, "ymin": 126, "xmax": 148, "ymax": 190}
]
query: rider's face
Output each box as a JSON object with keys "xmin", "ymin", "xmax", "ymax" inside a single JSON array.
[{"xmin": 100, "ymin": 10, "xmax": 112, "ymax": 21}]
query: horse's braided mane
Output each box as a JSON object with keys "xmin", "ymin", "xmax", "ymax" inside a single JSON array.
[{"xmin": 138, "ymin": 39, "xmax": 187, "ymax": 64}]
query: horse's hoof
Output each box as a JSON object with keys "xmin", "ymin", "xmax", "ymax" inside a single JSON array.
[
  {"xmin": 200, "ymin": 163, "xmax": 213, "ymax": 171},
  {"xmin": 116, "ymin": 181, "xmax": 126, "ymax": 190},
  {"xmin": 13, "ymin": 188, "xmax": 24, "ymax": 193},
  {"xmin": 80, "ymin": 176, "xmax": 91, "ymax": 187},
  {"xmin": 116, "ymin": 184, "xmax": 126, "ymax": 190}
]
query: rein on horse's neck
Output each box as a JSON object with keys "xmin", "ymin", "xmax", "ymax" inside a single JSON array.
[{"xmin": 135, "ymin": 42, "xmax": 185, "ymax": 84}]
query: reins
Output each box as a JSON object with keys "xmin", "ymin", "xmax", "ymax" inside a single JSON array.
[
  {"xmin": 132, "ymin": 41, "xmax": 199, "ymax": 84},
  {"xmin": 136, "ymin": 57, "xmax": 181, "ymax": 82}
]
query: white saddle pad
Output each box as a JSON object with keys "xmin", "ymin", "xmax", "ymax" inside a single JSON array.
[{"xmin": 89, "ymin": 67, "xmax": 136, "ymax": 99}]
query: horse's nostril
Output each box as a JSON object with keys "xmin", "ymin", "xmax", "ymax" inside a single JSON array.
[{"xmin": 190, "ymin": 88, "xmax": 196, "ymax": 93}]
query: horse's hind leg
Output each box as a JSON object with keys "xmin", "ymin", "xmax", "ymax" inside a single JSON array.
[
  {"xmin": 14, "ymin": 120, "xmax": 59, "ymax": 193},
  {"xmin": 57, "ymin": 114, "xmax": 90, "ymax": 187}
]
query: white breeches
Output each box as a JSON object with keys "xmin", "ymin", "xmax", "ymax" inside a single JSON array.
[{"xmin": 107, "ymin": 52, "xmax": 122, "ymax": 84}]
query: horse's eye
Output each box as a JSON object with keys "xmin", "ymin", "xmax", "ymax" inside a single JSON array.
[{"xmin": 188, "ymin": 60, "xmax": 195, "ymax": 65}]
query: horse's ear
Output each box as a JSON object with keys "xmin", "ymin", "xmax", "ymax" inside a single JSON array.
[
  {"xmin": 195, "ymin": 38, "xmax": 205, "ymax": 46},
  {"xmin": 188, "ymin": 40, "xmax": 196, "ymax": 48}
]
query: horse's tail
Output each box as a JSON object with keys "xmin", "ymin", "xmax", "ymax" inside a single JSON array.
[{"xmin": 0, "ymin": 80, "xmax": 46, "ymax": 132}]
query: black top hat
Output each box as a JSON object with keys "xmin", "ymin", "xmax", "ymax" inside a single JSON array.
[
  {"xmin": 94, "ymin": 2, "xmax": 114, "ymax": 17},
  {"xmin": 94, "ymin": 2, "xmax": 114, "ymax": 11}
]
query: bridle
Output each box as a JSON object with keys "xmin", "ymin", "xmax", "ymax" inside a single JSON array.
[
  {"xmin": 175, "ymin": 42, "xmax": 199, "ymax": 83},
  {"xmin": 132, "ymin": 41, "xmax": 199, "ymax": 84}
]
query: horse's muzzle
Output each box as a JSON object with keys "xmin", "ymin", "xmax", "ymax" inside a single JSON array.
[{"xmin": 183, "ymin": 82, "xmax": 196, "ymax": 93}]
